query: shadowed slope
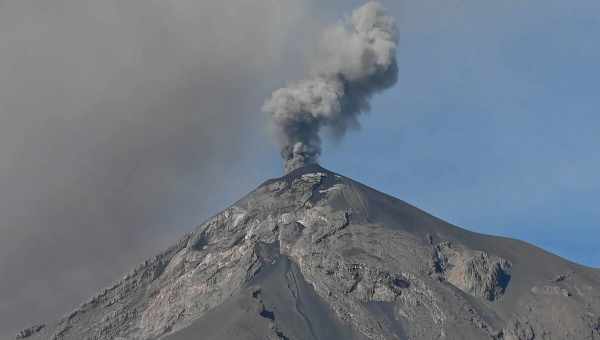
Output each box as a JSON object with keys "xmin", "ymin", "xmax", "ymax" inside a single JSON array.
[{"xmin": 165, "ymin": 243, "xmax": 367, "ymax": 340}]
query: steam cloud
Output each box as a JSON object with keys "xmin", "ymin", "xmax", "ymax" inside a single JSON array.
[{"xmin": 263, "ymin": 1, "xmax": 399, "ymax": 173}]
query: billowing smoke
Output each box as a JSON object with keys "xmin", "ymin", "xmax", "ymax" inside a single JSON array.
[{"xmin": 263, "ymin": 1, "xmax": 398, "ymax": 173}]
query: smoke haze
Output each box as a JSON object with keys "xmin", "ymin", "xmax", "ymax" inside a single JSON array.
[
  {"xmin": 0, "ymin": 0, "xmax": 313, "ymax": 336},
  {"xmin": 263, "ymin": 1, "xmax": 398, "ymax": 173}
]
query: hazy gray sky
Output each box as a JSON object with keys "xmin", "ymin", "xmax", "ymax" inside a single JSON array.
[{"xmin": 0, "ymin": 0, "xmax": 317, "ymax": 336}]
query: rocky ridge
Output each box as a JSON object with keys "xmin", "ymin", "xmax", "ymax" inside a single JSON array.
[{"xmin": 19, "ymin": 165, "xmax": 600, "ymax": 340}]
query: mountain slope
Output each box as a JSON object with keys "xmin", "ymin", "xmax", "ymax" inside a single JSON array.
[{"xmin": 20, "ymin": 165, "xmax": 600, "ymax": 340}]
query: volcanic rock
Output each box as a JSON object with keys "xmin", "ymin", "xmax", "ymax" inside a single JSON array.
[{"xmin": 20, "ymin": 165, "xmax": 600, "ymax": 340}]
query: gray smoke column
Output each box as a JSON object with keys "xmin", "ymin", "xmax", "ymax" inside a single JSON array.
[{"xmin": 263, "ymin": 1, "xmax": 398, "ymax": 173}]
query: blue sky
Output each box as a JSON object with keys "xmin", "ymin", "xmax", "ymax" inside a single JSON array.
[
  {"xmin": 181, "ymin": 0, "xmax": 600, "ymax": 267},
  {"xmin": 306, "ymin": 0, "xmax": 600, "ymax": 267}
]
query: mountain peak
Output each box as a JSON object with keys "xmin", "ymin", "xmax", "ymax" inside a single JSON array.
[
  {"xmin": 21, "ymin": 169, "xmax": 600, "ymax": 340},
  {"xmin": 261, "ymin": 163, "xmax": 333, "ymax": 186}
]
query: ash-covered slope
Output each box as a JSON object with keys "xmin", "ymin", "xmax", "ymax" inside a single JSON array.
[{"xmin": 21, "ymin": 165, "xmax": 600, "ymax": 340}]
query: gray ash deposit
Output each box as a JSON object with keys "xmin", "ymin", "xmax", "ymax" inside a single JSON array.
[{"xmin": 19, "ymin": 165, "xmax": 600, "ymax": 340}]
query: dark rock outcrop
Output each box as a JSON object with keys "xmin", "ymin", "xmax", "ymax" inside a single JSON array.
[
  {"xmin": 16, "ymin": 324, "xmax": 45, "ymax": 339},
  {"xmin": 433, "ymin": 241, "xmax": 512, "ymax": 301}
]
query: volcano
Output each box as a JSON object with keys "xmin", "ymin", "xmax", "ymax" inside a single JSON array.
[{"xmin": 19, "ymin": 165, "xmax": 600, "ymax": 340}]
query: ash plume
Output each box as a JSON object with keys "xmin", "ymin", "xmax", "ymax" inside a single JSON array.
[{"xmin": 263, "ymin": 1, "xmax": 398, "ymax": 173}]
